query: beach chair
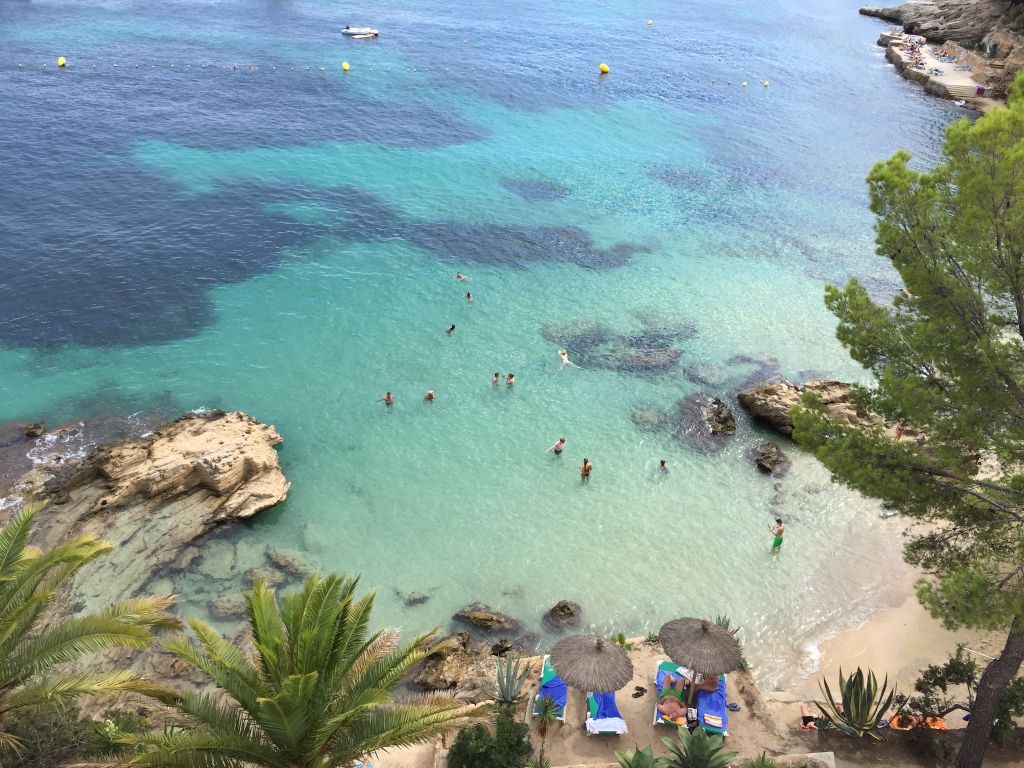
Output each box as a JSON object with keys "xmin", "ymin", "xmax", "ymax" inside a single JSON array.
[
  {"xmin": 653, "ymin": 659, "xmax": 689, "ymax": 727},
  {"xmin": 696, "ymin": 675, "xmax": 729, "ymax": 736},
  {"xmin": 585, "ymin": 691, "xmax": 628, "ymax": 735},
  {"xmin": 530, "ymin": 654, "xmax": 567, "ymax": 722}
]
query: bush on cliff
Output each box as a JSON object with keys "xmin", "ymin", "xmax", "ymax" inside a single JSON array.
[{"xmin": 448, "ymin": 711, "xmax": 532, "ymax": 768}]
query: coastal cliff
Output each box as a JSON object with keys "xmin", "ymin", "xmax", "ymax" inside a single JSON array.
[
  {"xmin": 2, "ymin": 409, "xmax": 290, "ymax": 620},
  {"xmin": 861, "ymin": 1, "xmax": 1024, "ymax": 94}
]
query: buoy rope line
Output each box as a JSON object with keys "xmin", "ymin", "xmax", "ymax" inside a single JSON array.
[
  {"xmin": 22, "ymin": 19, "xmax": 771, "ymax": 86},
  {"xmin": 13, "ymin": 60, "xmax": 770, "ymax": 88}
]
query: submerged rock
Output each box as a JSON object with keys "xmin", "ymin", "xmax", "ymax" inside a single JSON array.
[
  {"xmin": 609, "ymin": 345, "xmax": 682, "ymax": 375},
  {"xmin": 706, "ymin": 397, "xmax": 736, "ymax": 435},
  {"xmin": 209, "ymin": 594, "xmax": 248, "ymax": 620},
  {"xmin": 683, "ymin": 362, "xmax": 731, "ymax": 388},
  {"xmin": 630, "ymin": 406, "xmax": 670, "ymax": 433},
  {"xmin": 23, "ymin": 421, "xmax": 45, "ymax": 438},
  {"xmin": 244, "ymin": 564, "xmax": 288, "ymax": 588},
  {"xmin": 265, "ymin": 546, "xmax": 312, "ymax": 577},
  {"xmin": 452, "ymin": 603, "xmax": 522, "ymax": 634},
  {"xmin": 752, "ymin": 443, "xmax": 791, "ymax": 476},
  {"xmin": 540, "ymin": 320, "xmax": 614, "ymax": 355},
  {"xmin": 543, "ymin": 600, "xmax": 582, "ymax": 631},
  {"xmin": 673, "ymin": 393, "xmax": 736, "ymax": 451},
  {"xmin": 197, "ymin": 540, "xmax": 238, "ymax": 581}
]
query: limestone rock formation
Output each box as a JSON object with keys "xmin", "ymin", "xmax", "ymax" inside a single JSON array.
[
  {"xmin": 542, "ymin": 600, "xmax": 582, "ymax": 631},
  {"xmin": 751, "ymin": 443, "xmax": 792, "ymax": 476},
  {"xmin": 736, "ymin": 379, "xmax": 880, "ymax": 437},
  {"xmin": 452, "ymin": 603, "xmax": 522, "ymax": 634},
  {"xmin": 860, "ymin": 1, "xmax": 1010, "ymax": 42},
  {"xmin": 2, "ymin": 410, "xmax": 289, "ymax": 616},
  {"xmin": 209, "ymin": 594, "xmax": 248, "ymax": 620}
]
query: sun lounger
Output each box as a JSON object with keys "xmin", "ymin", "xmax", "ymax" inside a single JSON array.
[
  {"xmin": 531, "ymin": 654, "xmax": 567, "ymax": 722},
  {"xmin": 696, "ymin": 675, "xmax": 729, "ymax": 735},
  {"xmin": 586, "ymin": 691, "xmax": 628, "ymax": 735},
  {"xmin": 653, "ymin": 659, "xmax": 690, "ymax": 727}
]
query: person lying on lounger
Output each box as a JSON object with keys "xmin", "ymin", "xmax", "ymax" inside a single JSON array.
[{"xmin": 657, "ymin": 673, "xmax": 689, "ymax": 721}]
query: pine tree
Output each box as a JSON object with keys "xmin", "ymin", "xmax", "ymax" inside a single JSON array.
[{"xmin": 793, "ymin": 75, "xmax": 1024, "ymax": 768}]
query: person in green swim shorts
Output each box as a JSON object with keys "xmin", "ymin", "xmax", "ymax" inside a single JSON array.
[{"xmin": 770, "ymin": 518, "xmax": 785, "ymax": 550}]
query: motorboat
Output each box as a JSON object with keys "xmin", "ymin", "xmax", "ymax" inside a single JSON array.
[{"xmin": 342, "ymin": 26, "xmax": 378, "ymax": 36}]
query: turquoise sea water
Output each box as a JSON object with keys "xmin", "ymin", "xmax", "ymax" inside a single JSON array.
[{"xmin": 0, "ymin": 0, "xmax": 966, "ymax": 686}]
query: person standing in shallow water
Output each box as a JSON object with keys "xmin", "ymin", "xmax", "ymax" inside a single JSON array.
[
  {"xmin": 506, "ymin": 373, "xmax": 515, "ymax": 387},
  {"xmin": 770, "ymin": 518, "xmax": 785, "ymax": 550},
  {"xmin": 491, "ymin": 372, "xmax": 500, "ymax": 386},
  {"xmin": 378, "ymin": 391, "xmax": 393, "ymax": 407},
  {"xmin": 446, "ymin": 324, "xmax": 456, "ymax": 335},
  {"xmin": 580, "ymin": 457, "xmax": 592, "ymax": 483},
  {"xmin": 547, "ymin": 437, "xmax": 566, "ymax": 455}
]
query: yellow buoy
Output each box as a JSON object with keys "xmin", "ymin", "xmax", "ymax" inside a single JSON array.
[
  {"xmin": 647, "ymin": 20, "xmax": 653, "ymax": 26},
  {"xmin": 599, "ymin": 62, "xmax": 610, "ymax": 74},
  {"xmin": 763, "ymin": 79, "xmax": 769, "ymax": 87},
  {"xmin": 57, "ymin": 56, "xmax": 67, "ymax": 68},
  {"xmin": 342, "ymin": 60, "xmax": 350, "ymax": 72}
]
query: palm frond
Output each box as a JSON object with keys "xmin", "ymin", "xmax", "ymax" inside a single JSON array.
[{"xmin": 3, "ymin": 670, "xmax": 174, "ymax": 713}]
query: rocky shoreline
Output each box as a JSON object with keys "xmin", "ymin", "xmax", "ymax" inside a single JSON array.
[{"xmin": 861, "ymin": 0, "xmax": 1024, "ymax": 106}]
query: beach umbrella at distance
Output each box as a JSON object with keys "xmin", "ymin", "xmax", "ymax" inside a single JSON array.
[
  {"xmin": 550, "ymin": 634, "xmax": 634, "ymax": 693},
  {"xmin": 658, "ymin": 617, "xmax": 743, "ymax": 678}
]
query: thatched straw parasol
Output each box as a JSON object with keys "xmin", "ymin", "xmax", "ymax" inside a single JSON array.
[
  {"xmin": 658, "ymin": 618, "xmax": 742, "ymax": 678},
  {"xmin": 549, "ymin": 634, "xmax": 634, "ymax": 693}
]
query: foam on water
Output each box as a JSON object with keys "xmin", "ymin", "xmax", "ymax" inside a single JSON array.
[{"xmin": 0, "ymin": 0, "xmax": 960, "ymax": 687}]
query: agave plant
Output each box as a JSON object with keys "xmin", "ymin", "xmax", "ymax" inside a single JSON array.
[
  {"xmin": 645, "ymin": 631, "xmax": 659, "ymax": 644},
  {"xmin": 661, "ymin": 726, "xmax": 737, "ymax": 768},
  {"xmin": 611, "ymin": 632, "xmax": 634, "ymax": 651},
  {"xmin": 494, "ymin": 653, "xmax": 532, "ymax": 709},
  {"xmin": 817, "ymin": 667, "xmax": 897, "ymax": 739},
  {"xmin": 745, "ymin": 753, "xmax": 782, "ymax": 768},
  {"xmin": 615, "ymin": 745, "xmax": 662, "ymax": 768}
]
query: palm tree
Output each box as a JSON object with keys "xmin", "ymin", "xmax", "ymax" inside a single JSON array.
[
  {"xmin": 96, "ymin": 573, "xmax": 484, "ymax": 767},
  {"xmin": 0, "ymin": 505, "xmax": 178, "ymax": 751},
  {"xmin": 532, "ymin": 695, "xmax": 561, "ymax": 765}
]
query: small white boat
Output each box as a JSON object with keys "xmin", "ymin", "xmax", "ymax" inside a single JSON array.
[{"xmin": 342, "ymin": 26, "xmax": 378, "ymax": 36}]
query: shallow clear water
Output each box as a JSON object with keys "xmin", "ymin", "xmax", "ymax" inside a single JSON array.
[{"xmin": 0, "ymin": 0, "xmax": 964, "ymax": 686}]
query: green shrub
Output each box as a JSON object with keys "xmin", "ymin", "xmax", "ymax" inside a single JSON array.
[
  {"xmin": 616, "ymin": 745, "xmax": 661, "ymax": 768},
  {"xmin": 448, "ymin": 711, "xmax": 532, "ymax": 768},
  {"xmin": 661, "ymin": 726, "xmax": 737, "ymax": 768},
  {"xmin": 745, "ymin": 754, "xmax": 782, "ymax": 768},
  {"xmin": 3, "ymin": 703, "xmax": 95, "ymax": 768}
]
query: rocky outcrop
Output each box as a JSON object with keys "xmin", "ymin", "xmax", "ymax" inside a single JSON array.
[
  {"xmin": 265, "ymin": 546, "xmax": 312, "ymax": 577},
  {"xmin": 673, "ymin": 393, "xmax": 737, "ymax": 451},
  {"xmin": 542, "ymin": 600, "xmax": 582, "ymax": 631},
  {"xmin": 736, "ymin": 379, "xmax": 881, "ymax": 438},
  {"xmin": 861, "ymin": 1, "xmax": 1011, "ymax": 42},
  {"xmin": 452, "ymin": 603, "xmax": 522, "ymax": 634},
  {"xmin": 752, "ymin": 443, "xmax": 792, "ymax": 476},
  {"xmin": 1, "ymin": 410, "xmax": 289, "ymax": 616}
]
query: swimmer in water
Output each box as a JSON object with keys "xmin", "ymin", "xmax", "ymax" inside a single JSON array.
[
  {"xmin": 558, "ymin": 349, "xmax": 580, "ymax": 369},
  {"xmin": 466, "ymin": 291, "xmax": 473, "ymax": 303},
  {"xmin": 506, "ymin": 373, "xmax": 515, "ymax": 387},
  {"xmin": 378, "ymin": 391, "xmax": 394, "ymax": 407},
  {"xmin": 446, "ymin": 324, "xmax": 456, "ymax": 335},
  {"xmin": 770, "ymin": 518, "xmax": 785, "ymax": 550},
  {"xmin": 580, "ymin": 458, "xmax": 592, "ymax": 483},
  {"xmin": 455, "ymin": 271, "xmax": 469, "ymax": 281},
  {"xmin": 659, "ymin": 459, "xmax": 669, "ymax": 475},
  {"xmin": 546, "ymin": 437, "xmax": 566, "ymax": 455},
  {"xmin": 424, "ymin": 390, "xmax": 435, "ymax": 402},
  {"xmin": 491, "ymin": 372, "xmax": 500, "ymax": 386}
]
